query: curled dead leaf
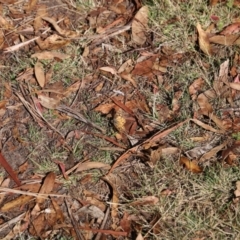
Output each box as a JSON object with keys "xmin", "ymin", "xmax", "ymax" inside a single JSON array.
[
  {"xmin": 36, "ymin": 34, "xmax": 70, "ymax": 50},
  {"xmin": 180, "ymin": 156, "xmax": 202, "ymax": 173},
  {"xmin": 42, "ymin": 17, "xmax": 80, "ymax": 38},
  {"xmin": 189, "ymin": 78, "xmax": 205, "ymax": 100}
]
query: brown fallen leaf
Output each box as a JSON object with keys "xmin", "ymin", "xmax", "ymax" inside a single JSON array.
[
  {"xmin": 131, "ymin": 56, "xmax": 156, "ymax": 78},
  {"xmin": 132, "ymin": 6, "xmax": 149, "ymax": 45},
  {"xmin": 102, "ymin": 174, "xmax": 119, "ymax": 230},
  {"xmin": 34, "ymin": 61, "xmax": 45, "ymax": 88},
  {"xmin": 209, "ymin": 34, "xmax": 240, "ymax": 46},
  {"xmin": 190, "ymin": 118, "xmax": 225, "ymax": 134},
  {"xmin": 3, "ymin": 211, "xmax": 30, "ymax": 239},
  {"xmin": 76, "ymin": 162, "xmax": 110, "ymax": 172},
  {"xmin": 220, "ymin": 22, "xmax": 240, "ymax": 35},
  {"xmin": 25, "ymin": 0, "xmax": 38, "ymax": 12},
  {"xmin": 120, "ymin": 72, "xmax": 137, "ymax": 87},
  {"xmin": 130, "ymin": 196, "xmax": 159, "ymax": 206},
  {"xmin": 36, "ymin": 172, "xmax": 56, "ymax": 204},
  {"xmin": 210, "ymin": 0, "xmax": 219, "ymax": 6},
  {"xmin": 120, "ymin": 212, "xmax": 131, "ymax": 235},
  {"xmin": 83, "ymin": 190, "xmax": 106, "ymax": 212},
  {"xmin": 51, "ymin": 198, "xmax": 64, "ymax": 223},
  {"xmin": 45, "ymin": 64, "xmax": 54, "ymax": 85},
  {"xmin": 100, "ymin": 66, "xmax": 117, "ymax": 75},
  {"xmin": 180, "ymin": 156, "xmax": 202, "ymax": 173},
  {"xmin": 189, "ymin": 78, "xmax": 205, "ymax": 100},
  {"xmin": 1, "ymin": 195, "xmax": 34, "ymax": 212},
  {"xmin": 42, "ymin": 16, "xmax": 80, "ymax": 38},
  {"xmin": 31, "ymin": 51, "xmax": 70, "ymax": 60},
  {"xmin": 234, "ymin": 181, "xmax": 240, "ymax": 197},
  {"xmin": 197, "ymin": 91, "xmax": 226, "ymax": 131},
  {"xmin": 199, "ymin": 141, "xmax": 228, "ymax": 162},
  {"xmin": 196, "ymin": 23, "xmax": 213, "ymax": 55},
  {"xmin": 36, "ymin": 34, "xmax": 70, "ymax": 50},
  {"xmin": 33, "ymin": 5, "xmax": 47, "ymax": 32}
]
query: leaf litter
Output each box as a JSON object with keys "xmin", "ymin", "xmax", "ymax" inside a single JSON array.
[{"xmin": 0, "ymin": 0, "xmax": 240, "ymax": 239}]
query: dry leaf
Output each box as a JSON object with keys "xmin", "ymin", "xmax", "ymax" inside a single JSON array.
[
  {"xmin": 3, "ymin": 211, "xmax": 30, "ymax": 239},
  {"xmin": 36, "ymin": 172, "xmax": 56, "ymax": 204},
  {"xmin": 25, "ymin": 0, "xmax": 38, "ymax": 12},
  {"xmin": 209, "ymin": 34, "xmax": 240, "ymax": 46},
  {"xmin": 76, "ymin": 162, "xmax": 110, "ymax": 172},
  {"xmin": 120, "ymin": 72, "xmax": 137, "ymax": 87},
  {"xmin": 199, "ymin": 141, "xmax": 228, "ymax": 162},
  {"xmin": 102, "ymin": 174, "xmax": 119, "ymax": 230},
  {"xmin": 45, "ymin": 65, "xmax": 54, "ymax": 84},
  {"xmin": 37, "ymin": 94, "xmax": 60, "ymax": 109},
  {"xmin": 197, "ymin": 90, "xmax": 226, "ymax": 131},
  {"xmin": 34, "ymin": 61, "xmax": 45, "ymax": 88},
  {"xmin": 100, "ymin": 66, "xmax": 117, "ymax": 75},
  {"xmin": 95, "ymin": 81, "xmax": 104, "ymax": 92},
  {"xmin": 234, "ymin": 181, "xmax": 240, "ymax": 197},
  {"xmin": 180, "ymin": 157, "xmax": 202, "ymax": 173},
  {"xmin": 148, "ymin": 145, "xmax": 163, "ymax": 166},
  {"xmin": 210, "ymin": 0, "xmax": 219, "ymax": 5},
  {"xmin": 33, "ymin": 5, "xmax": 47, "ymax": 32},
  {"xmin": 132, "ymin": 6, "xmax": 149, "ymax": 45},
  {"xmin": 196, "ymin": 23, "xmax": 213, "ymax": 55},
  {"xmin": 190, "ymin": 118, "xmax": 224, "ymax": 133},
  {"xmin": 120, "ymin": 212, "xmax": 131, "ymax": 234},
  {"xmin": 42, "ymin": 17, "xmax": 80, "ymax": 38},
  {"xmin": 220, "ymin": 22, "xmax": 240, "ymax": 35},
  {"xmin": 31, "ymin": 51, "xmax": 70, "ymax": 60},
  {"xmin": 1, "ymin": 195, "xmax": 34, "ymax": 212},
  {"xmin": 136, "ymin": 233, "xmax": 144, "ymax": 240},
  {"xmin": 95, "ymin": 103, "xmax": 116, "ymax": 114},
  {"xmin": 118, "ymin": 59, "xmax": 133, "ymax": 74},
  {"xmin": 36, "ymin": 34, "xmax": 70, "ymax": 50},
  {"xmin": 132, "ymin": 56, "xmax": 156, "ymax": 78},
  {"xmin": 189, "ymin": 78, "xmax": 205, "ymax": 100}
]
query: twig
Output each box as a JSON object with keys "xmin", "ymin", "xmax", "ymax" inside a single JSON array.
[
  {"xmin": 0, "ymin": 187, "xmax": 70, "ymax": 198},
  {"xmin": 65, "ymin": 199, "xmax": 85, "ymax": 240},
  {"xmin": 94, "ymin": 207, "xmax": 110, "ymax": 240}
]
